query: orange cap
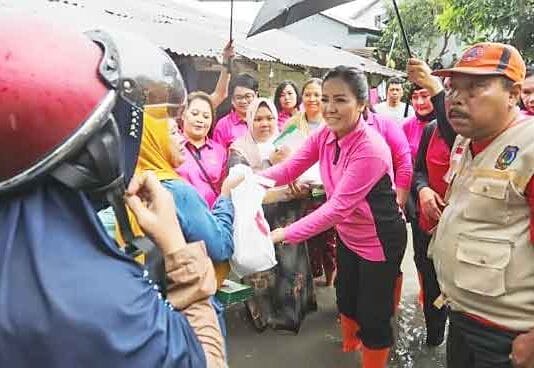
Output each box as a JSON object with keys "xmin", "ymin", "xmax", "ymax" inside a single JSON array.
[{"xmin": 432, "ymin": 42, "xmax": 526, "ymax": 82}]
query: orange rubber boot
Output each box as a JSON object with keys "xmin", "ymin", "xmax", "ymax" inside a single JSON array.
[
  {"xmin": 340, "ymin": 314, "xmax": 362, "ymax": 352},
  {"xmin": 393, "ymin": 273, "xmax": 403, "ymax": 311},
  {"xmin": 362, "ymin": 346, "xmax": 390, "ymax": 368},
  {"xmin": 417, "ymin": 272, "xmax": 425, "ymax": 308}
]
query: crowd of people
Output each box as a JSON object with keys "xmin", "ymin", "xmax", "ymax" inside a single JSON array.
[{"xmin": 1, "ymin": 12, "xmax": 534, "ymax": 368}]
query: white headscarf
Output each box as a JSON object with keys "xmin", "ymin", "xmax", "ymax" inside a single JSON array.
[{"xmin": 230, "ymin": 98, "xmax": 279, "ymax": 172}]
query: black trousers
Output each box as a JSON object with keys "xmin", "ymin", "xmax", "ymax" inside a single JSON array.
[
  {"xmin": 447, "ymin": 311, "xmax": 518, "ymax": 368},
  {"xmin": 411, "ymin": 220, "xmax": 447, "ymax": 345},
  {"xmin": 335, "ymin": 221, "xmax": 406, "ymax": 349}
]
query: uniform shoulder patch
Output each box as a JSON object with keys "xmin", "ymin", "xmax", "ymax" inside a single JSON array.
[{"xmin": 495, "ymin": 145, "xmax": 519, "ymax": 170}]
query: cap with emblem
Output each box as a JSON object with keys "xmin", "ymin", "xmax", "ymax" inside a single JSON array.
[{"xmin": 432, "ymin": 42, "xmax": 526, "ymax": 82}]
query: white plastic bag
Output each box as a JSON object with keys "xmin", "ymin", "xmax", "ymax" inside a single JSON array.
[{"xmin": 229, "ymin": 164, "xmax": 277, "ymax": 278}]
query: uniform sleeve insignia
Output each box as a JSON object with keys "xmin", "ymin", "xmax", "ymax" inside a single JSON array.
[{"xmin": 495, "ymin": 145, "xmax": 519, "ymax": 170}]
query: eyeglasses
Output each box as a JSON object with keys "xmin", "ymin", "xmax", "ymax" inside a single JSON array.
[{"xmin": 233, "ymin": 93, "xmax": 256, "ymax": 103}]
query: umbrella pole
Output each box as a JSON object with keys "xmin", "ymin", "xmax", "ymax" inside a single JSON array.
[
  {"xmin": 391, "ymin": 0, "xmax": 412, "ymax": 58},
  {"xmin": 230, "ymin": 0, "xmax": 234, "ymax": 42}
]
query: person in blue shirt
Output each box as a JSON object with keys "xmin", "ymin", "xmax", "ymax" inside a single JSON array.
[{"xmin": 0, "ymin": 16, "xmax": 230, "ymax": 367}]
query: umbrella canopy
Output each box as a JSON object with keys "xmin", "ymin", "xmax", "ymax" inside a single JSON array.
[
  {"xmin": 247, "ymin": 0, "xmax": 353, "ymax": 37},
  {"xmin": 247, "ymin": 0, "xmax": 412, "ymax": 57}
]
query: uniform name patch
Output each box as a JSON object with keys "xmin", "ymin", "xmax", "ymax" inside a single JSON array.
[{"xmin": 495, "ymin": 145, "xmax": 519, "ymax": 170}]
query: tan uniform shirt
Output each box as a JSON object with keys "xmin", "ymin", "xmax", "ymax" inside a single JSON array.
[{"xmin": 429, "ymin": 117, "xmax": 534, "ymax": 331}]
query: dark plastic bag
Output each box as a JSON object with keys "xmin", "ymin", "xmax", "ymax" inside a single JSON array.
[{"xmin": 243, "ymin": 198, "xmax": 317, "ymax": 333}]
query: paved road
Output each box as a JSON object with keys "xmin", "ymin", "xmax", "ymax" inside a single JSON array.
[{"xmin": 226, "ymin": 226, "xmax": 447, "ymax": 367}]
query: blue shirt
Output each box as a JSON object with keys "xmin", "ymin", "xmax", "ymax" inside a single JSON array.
[{"xmin": 162, "ymin": 180, "xmax": 234, "ymax": 262}]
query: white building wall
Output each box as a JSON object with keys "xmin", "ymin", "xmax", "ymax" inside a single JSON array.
[{"xmin": 283, "ymin": 14, "xmax": 368, "ymax": 49}]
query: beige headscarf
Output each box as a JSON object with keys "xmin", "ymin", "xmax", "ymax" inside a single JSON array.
[{"xmin": 230, "ymin": 98, "xmax": 279, "ymax": 172}]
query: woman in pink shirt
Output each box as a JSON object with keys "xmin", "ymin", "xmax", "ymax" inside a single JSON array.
[
  {"xmin": 274, "ymin": 80, "xmax": 301, "ymax": 130},
  {"xmin": 176, "ymin": 92, "xmax": 227, "ymax": 208},
  {"xmin": 520, "ymin": 66, "xmax": 534, "ymax": 116},
  {"xmin": 267, "ymin": 66, "xmax": 407, "ymax": 368},
  {"xmin": 365, "ymin": 109, "xmax": 412, "ymax": 208},
  {"xmin": 364, "ymin": 108, "xmax": 412, "ymax": 310}
]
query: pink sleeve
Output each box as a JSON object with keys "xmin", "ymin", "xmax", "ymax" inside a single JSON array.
[
  {"xmin": 261, "ymin": 133, "xmax": 320, "ymax": 186},
  {"xmin": 212, "ymin": 119, "xmax": 227, "ymax": 148},
  {"xmin": 383, "ymin": 120, "xmax": 413, "ymax": 190},
  {"xmin": 284, "ymin": 156, "xmax": 389, "ymax": 244}
]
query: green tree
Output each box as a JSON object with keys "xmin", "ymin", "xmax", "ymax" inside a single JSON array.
[
  {"xmin": 438, "ymin": 0, "xmax": 534, "ymax": 62},
  {"xmin": 377, "ymin": 0, "xmax": 451, "ymax": 70}
]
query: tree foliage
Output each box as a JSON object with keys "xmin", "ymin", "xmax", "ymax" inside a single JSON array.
[
  {"xmin": 437, "ymin": 0, "xmax": 534, "ymax": 62},
  {"xmin": 378, "ymin": 0, "xmax": 534, "ymax": 70},
  {"xmin": 377, "ymin": 0, "xmax": 450, "ymax": 70}
]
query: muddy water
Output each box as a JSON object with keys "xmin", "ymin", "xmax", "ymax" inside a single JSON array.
[{"xmin": 228, "ymin": 226, "xmax": 447, "ymax": 367}]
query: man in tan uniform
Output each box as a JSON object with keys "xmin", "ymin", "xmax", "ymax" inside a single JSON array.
[{"xmin": 430, "ymin": 43, "xmax": 534, "ymax": 368}]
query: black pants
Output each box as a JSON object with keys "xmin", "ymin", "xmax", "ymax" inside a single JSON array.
[
  {"xmin": 447, "ymin": 311, "xmax": 518, "ymax": 368},
  {"xmin": 335, "ymin": 222, "xmax": 406, "ymax": 349},
  {"xmin": 411, "ymin": 220, "xmax": 447, "ymax": 345}
]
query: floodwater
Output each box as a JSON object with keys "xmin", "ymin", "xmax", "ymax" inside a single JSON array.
[{"xmin": 226, "ymin": 226, "xmax": 447, "ymax": 368}]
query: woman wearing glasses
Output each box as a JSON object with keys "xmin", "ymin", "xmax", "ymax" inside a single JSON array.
[{"xmin": 212, "ymin": 73, "xmax": 259, "ymax": 149}]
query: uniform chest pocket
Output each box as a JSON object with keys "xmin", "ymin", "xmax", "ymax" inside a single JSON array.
[
  {"xmin": 454, "ymin": 234, "xmax": 512, "ymax": 297},
  {"xmin": 464, "ymin": 178, "xmax": 509, "ymax": 224}
]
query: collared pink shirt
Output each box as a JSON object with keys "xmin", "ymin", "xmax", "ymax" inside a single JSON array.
[
  {"xmin": 261, "ymin": 120, "xmax": 400, "ymax": 261},
  {"xmin": 402, "ymin": 115, "xmax": 427, "ymax": 162},
  {"xmin": 212, "ymin": 110, "xmax": 248, "ymax": 149},
  {"xmin": 366, "ymin": 112, "xmax": 412, "ymax": 190},
  {"xmin": 176, "ymin": 138, "xmax": 227, "ymax": 208},
  {"xmin": 277, "ymin": 110, "xmax": 293, "ymax": 130}
]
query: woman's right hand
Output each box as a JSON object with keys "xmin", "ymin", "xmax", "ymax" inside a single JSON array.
[
  {"xmin": 418, "ymin": 187, "xmax": 446, "ymax": 222},
  {"xmin": 269, "ymin": 146, "xmax": 290, "ymax": 165},
  {"xmin": 125, "ymin": 171, "xmax": 186, "ymax": 255},
  {"xmin": 288, "ymin": 180, "xmax": 310, "ymax": 199}
]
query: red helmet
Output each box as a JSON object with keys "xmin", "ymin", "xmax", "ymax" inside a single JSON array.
[{"xmin": 0, "ymin": 13, "xmax": 186, "ymax": 195}]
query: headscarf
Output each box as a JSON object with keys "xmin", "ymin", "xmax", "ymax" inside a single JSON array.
[
  {"xmin": 0, "ymin": 184, "xmax": 205, "ymax": 367},
  {"xmin": 118, "ymin": 104, "xmax": 181, "ymax": 242},
  {"xmin": 135, "ymin": 104, "xmax": 181, "ymax": 181},
  {"xmin": 230, "ymin": 98, "xmax": 279, "ymax": 172}
]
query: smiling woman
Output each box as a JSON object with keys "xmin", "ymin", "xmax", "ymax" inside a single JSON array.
[
  {"xmin": 177, "ymin": 92, "xmax": 228, "ymax": 208},
  {"xmin": 262, "ymin": 66, "xmax": 407, "ymax": 368}
]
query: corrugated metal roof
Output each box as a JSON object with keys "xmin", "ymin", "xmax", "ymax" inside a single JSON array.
[{"xmin": 1, "ymin": 0, "xmax": 404, "ymax": 77}]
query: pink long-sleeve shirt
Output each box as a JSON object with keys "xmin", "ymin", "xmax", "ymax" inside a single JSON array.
[
  {"xmin": 402, "ymin": 115, "xmax": 427, "ymax": 162},
  {"xmin": 176, "ymin": 138, "xmax": 227, "ymax": 208},
  {"xmin": 212, "ymin": 110, "xmax": 248, "ymax": 149},
  {"xmin": 262, "ymin": 120, "xmax": 400, "ymax": 261},
  {"xmin": 366, "ymin": 112, "xmax": 413, "ymax": 190}
]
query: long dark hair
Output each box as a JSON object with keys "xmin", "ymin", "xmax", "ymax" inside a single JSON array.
[{"xmin": 274, "ymin": 80, "xmax": 302, "ymax": 113}]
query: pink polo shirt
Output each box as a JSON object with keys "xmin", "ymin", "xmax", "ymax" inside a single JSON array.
[
  {"xmin": 176, "ymin": 138, "xmax": 227, "ymax": 208},
  {"xmin": 277, "ymin": 110, "xmax": 293, "ymax": 130},
  {"xmin": 402, "ymin": 115, "xmax": 427, "ymax": 162},
  {"xmin": 261, "ymin": 121, "xmax": 400, "ymax": 261},
  {"xmin": 212, "ymin": 110, "xmax": 248, "ymax": 149},
  {"xmin": 366, "ymin": 112, "xmax": 413, "ymax": 190}
]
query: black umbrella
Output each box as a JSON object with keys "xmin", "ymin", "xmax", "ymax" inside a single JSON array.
[{"xmin": 247, "ymin": 0, "xmax": 412, "ymax": 57}]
